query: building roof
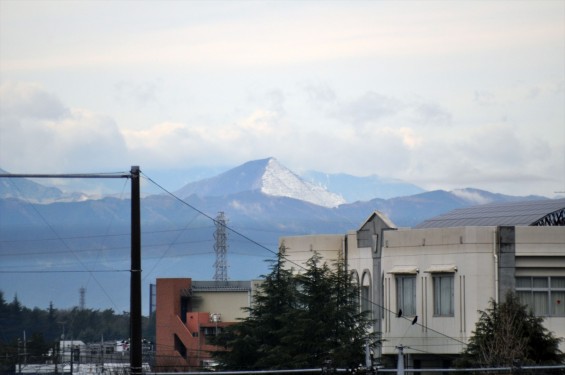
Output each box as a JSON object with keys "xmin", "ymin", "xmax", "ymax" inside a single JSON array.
[
  {"xmin": 358, "ymin": 210, "xmax": 397, "ymax": 231},
  {"xmin": 414, "ymin": 198, "xmax": 565, "ymax": 228},
  {"xmin": 191, "ymin": 280, "xmax": 253, "ymax": 292}
]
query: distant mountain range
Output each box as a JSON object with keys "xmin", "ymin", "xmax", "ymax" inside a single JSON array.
[
  {"xmin": 301, "ymin": 170, "xmax": 425, "ymax": 201},
  {"xmin": 0, "ymin": 158, "xmax": 547, "ymax": 313},
  {"xmin": 175, "ymin": 158, "xmax": 346, "ymax": 208},
  {"xmin": 0, "ymin": 168, "xmax": 67, "ymax": 202}
]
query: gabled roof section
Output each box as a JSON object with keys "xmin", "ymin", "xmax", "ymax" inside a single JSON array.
[
  {"xmin": 414, "ymin": 198, "xmax": 565, "ymax": 228},
  {"xmin": 358, "ymin": 210, "xmax": 397, "ymax": 231}
]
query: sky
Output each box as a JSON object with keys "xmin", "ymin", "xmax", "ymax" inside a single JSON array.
[{"xmin": 1, "ymin": 0, "xmax": 564, "ymax": 197}]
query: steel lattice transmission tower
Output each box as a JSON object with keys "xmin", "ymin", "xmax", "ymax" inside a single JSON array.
[
  {"xmin": 213, "ymin": 212, "xmax": 229, "ymax": 281},
  {"xmin": 79, "ymin": 287, "xmax": 86, "ymax": 310}
]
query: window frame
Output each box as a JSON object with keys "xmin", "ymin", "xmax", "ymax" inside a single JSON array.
[
  {"xmin": 432, "ymin": 274, "xmax": 454, "ymax": 317},
  {"xmin": 396, "ymin": 274, "xmax": 417, "ymax": 317},
  {"xmin": 361, "ymin": 271, "xmax": 372, "ymax": 318},
  {"xmin": 516, "ymin": 276, "xmax": 565, "ymax": 317}
]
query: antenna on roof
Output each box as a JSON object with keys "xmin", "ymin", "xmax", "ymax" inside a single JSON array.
[{"xmin": 213, "ymin": 212, "xmax": 229, "ymax": 282}]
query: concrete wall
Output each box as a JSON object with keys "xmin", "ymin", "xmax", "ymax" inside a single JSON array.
[
  {"xmin": 381, "ymin": 226, "xmax": 497, "ymax": 356},
  {"xmin": 191, "ymin": 290, "xmax": 252, "ymax": 322},
  {"xmin": 381, "ymin": 225, "xmax": 565, "ymax": 356},
  {"xmin": 280, "ymin": 234, "xmax": 345, "ymax": 272},
  {"xmin": 515, "ymin": 226, "xmax": 565, "ymax": 350},
  {"xmin": 280, "ymin": 224, "xmax": 565, "ymax": 361}
]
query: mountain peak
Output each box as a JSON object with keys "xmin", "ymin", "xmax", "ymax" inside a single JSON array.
[
  {"xmin": 260, "ymin": 158, "xmax": 345, "ymax": 207},
  {"xmin": 176, "ymin": 158, "xmax": 345, "ymax": 208}
]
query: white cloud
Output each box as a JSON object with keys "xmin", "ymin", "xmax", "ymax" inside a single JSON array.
[
  {"xmin": 0, "ymin": 82, "xmax": 128, "ymax": 173},
  {"xmin": 0, "ymin": 82, "xmax": 68, "ymax": 119},
  {"xmin": 0, "ymin": 1, "xmax": 563, "ymax": 197},
  {"xmin": 2, "ymin": 2, "xmax": 561, "ymax": 72}
]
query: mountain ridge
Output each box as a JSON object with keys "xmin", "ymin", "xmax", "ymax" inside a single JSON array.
[
  {"xmin": 175, "ymin": 157, "xmax": 345, "ymax": 208},
  {"xmin": 2, "ymin": 159, "xmax": 548, "ymax": 206},
  {"xmin": 0, "ymin": 160, "xmax": 551, "ymax": 313}
]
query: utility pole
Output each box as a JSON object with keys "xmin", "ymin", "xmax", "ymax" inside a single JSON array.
[
  {"xmin": 365, "ymin": 340, "xmax": 371, "ymax": 369},
  {"xmin": 0, "ymin": 168, "xmax": 141, "ymax": 374},
  {"xmin": 396, "ymin": 345, "xmax": 405, "ymax": 375},
  {"xmin": 130, "ymin": 166, "xmax": 142, "ymax": 375},
  {"xmin": 23, "ymin": 331, "xmax": 27, "ymax": 366}
]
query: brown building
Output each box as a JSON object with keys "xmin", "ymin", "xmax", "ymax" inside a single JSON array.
[{"xmin": 155, "ymin": 278, "xmax": 258, "ymax": 371}]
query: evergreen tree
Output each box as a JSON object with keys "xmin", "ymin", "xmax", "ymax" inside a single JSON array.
[
  {"xmin": 328, "ymin": 252, "xmax": 375, "ymax": 368},
  {"xmin": 286, "ymin": 252, "xmax": 336, "ymax": 367},
  {"xmin": 457, "ymin": 291, "xmax": 562, "ymax": 368},
  {"xmin": 213, "ymin": 243, "xmax": 299, "ymax": 370},
  {"xmin": 212, "ymin": 247, "xmax": 375, "ymax": 370}
]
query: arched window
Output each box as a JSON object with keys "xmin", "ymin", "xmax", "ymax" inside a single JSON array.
[
  {"xmin": 361, "ymin": 271, "xmax": 372, "ymax": 318},
  {"xmin": 350, "ymin": 270, "xmax": 360, "ymax": 307}
]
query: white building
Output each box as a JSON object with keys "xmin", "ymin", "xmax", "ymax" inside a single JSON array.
[{"xmin": 280, "ymin": 198, "xmax": 565, "ymax": 370}]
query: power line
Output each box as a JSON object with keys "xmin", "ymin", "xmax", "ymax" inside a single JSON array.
[
  {"xmin": 142, "ymin": 172, "xmax": 469, "ymax": 349},
  {"xmin": 0, "ymin": 172, "xmax": 131, "ymax": 179},
  {"xmin": 141, "ymin": 173, "xmax": 285, "ymax": 262},
  {"xmin": 0, "ymin": 269, "xmax": 129, "ymax": 273},
  {"xmin": 0, "ymin": 173, "xmax": 130, "ymax": 310},
  {"xmin": 1, "ymin": 171, "xmax": 469, "ymax": 353}
]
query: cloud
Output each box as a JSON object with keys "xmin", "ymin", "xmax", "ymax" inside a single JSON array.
[
  {"xmin": 0, "ymin": 79, "xmax": 561, "ymax": 197},
  {"xmin": 334, "ymin": 92, "xmax": 403, "ymax": 126},
  {"xmin": 0, "ymin": 83, "xmax": 128, "ymax": 172},
  {"xmin": 122, "ymin": 108, "xmax": 288, "ymax": 168},
  {"xmin": 113, "ymin": 80, "xmax": 160, "ymax": 108},
  {"xmin": 303, "ymin": 85, "xmax": 453, "ymax": 128},
  {"xmin": 0, "ymin": 82, "xmax": 68, "ymax": 119},
  {"xmin": 398, "ymin": 122, "xmax": 558, "ymax": 192},
  {"xmin": 408, "ymin": 101, "xmax": 453, "ymax": 127},
  {"xmin": 303, "ymin": 82, "xmax": 337, "ymax": 107}
]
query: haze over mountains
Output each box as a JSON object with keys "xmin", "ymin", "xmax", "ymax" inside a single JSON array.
[{"xmin": 0, "ymin": 157, "xmax": 547, "ymax": 314}]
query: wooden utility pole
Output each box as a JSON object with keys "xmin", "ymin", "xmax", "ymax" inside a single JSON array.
[
  {"xmin": 0, "ymin": 168, "xmax": 142, "ymax": 374},
  {"xmin": 130, "ymin": 166, "xmax": 142, "ymax": 375}
]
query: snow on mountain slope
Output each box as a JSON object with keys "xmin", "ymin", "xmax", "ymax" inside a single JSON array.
[
  {"xmin": 261, "ymin": 158, "xmax": 345, "ymax": 208},
  {"xmin": 175, "ymin": 158, "xmax": 345, "ymax": 208}
]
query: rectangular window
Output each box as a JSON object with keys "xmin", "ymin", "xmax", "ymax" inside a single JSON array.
[
  {"xmin": 433, "ymin": 275, "xmax": 454, "ymax": 316},
  {"xmin": 516, "ymin": 276, "xmax": 565, "ymax": 317},
  {"xmin": 396, "ymin": 275, "xmax": 416, "ymax": 316}
]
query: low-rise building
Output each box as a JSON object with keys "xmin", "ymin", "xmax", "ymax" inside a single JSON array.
[
  {"xmin": 280, "ymin": 198, "xmax": 565, "ymax": 370},
  {"xmin": 154, "ymin": 278, "xmax": 258, "ymax": 371}
]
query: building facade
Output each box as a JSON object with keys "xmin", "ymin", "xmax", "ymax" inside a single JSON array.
[
  {"xmin": 281, "ymin": 211, "xmax": 396, "ymax": 361},
  {"xmin": 280, "ymin": 199, "xmax": 565, "ymax": 369},
  {"xmin": 381, "ymin": 225, "xmax": 565, "ymax": 368},
  {"xmin": 154, "ymin": 278, "xmax": 257, "ymax": 371}
]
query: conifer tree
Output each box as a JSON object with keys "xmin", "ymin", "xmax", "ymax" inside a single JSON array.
[
  {"xmin": 286, "ymin": 252, "xmax": 336, "ymax": 367},
  {"xmin": 212, "ymin": 247, "xmax": 375, "ymax": 370},
  {"xmin": 212, "ymin": 243, "xmax": 299, "ymax": 369},
  {"xmin": 457, "ymin": 291, "xmax": 562, "ymax": 368},
  {"xmin": 329, "ymin": 252, "xmax": 375, "ymax": 368}
]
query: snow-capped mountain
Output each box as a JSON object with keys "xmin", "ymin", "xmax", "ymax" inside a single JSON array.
[
  {"xmin": 1, "ymin": 162, "xmax": 550, "ymax": 313},
  {"xmin": 175, "ymin": 157, "xmax": 346, "ymax": 208}
]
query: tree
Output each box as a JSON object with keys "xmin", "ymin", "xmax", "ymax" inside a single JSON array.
[
  {"xmin": 212, "ymin": 243, "xmax": 299, "ymax": 370},
  {"xmin": 212, "ymin": 245, "xmax": 375, "ymax": 370},
  {"xmin": 457, "ymin": 291, "xmax": 562, "ymax": 369},
  {"xmin": 328, "ymin": 252, "xmax": 375, "ymax": 368},
  {"xmin": 285, "ymin": 252, "xmax": 336, "ymax": 367}
]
